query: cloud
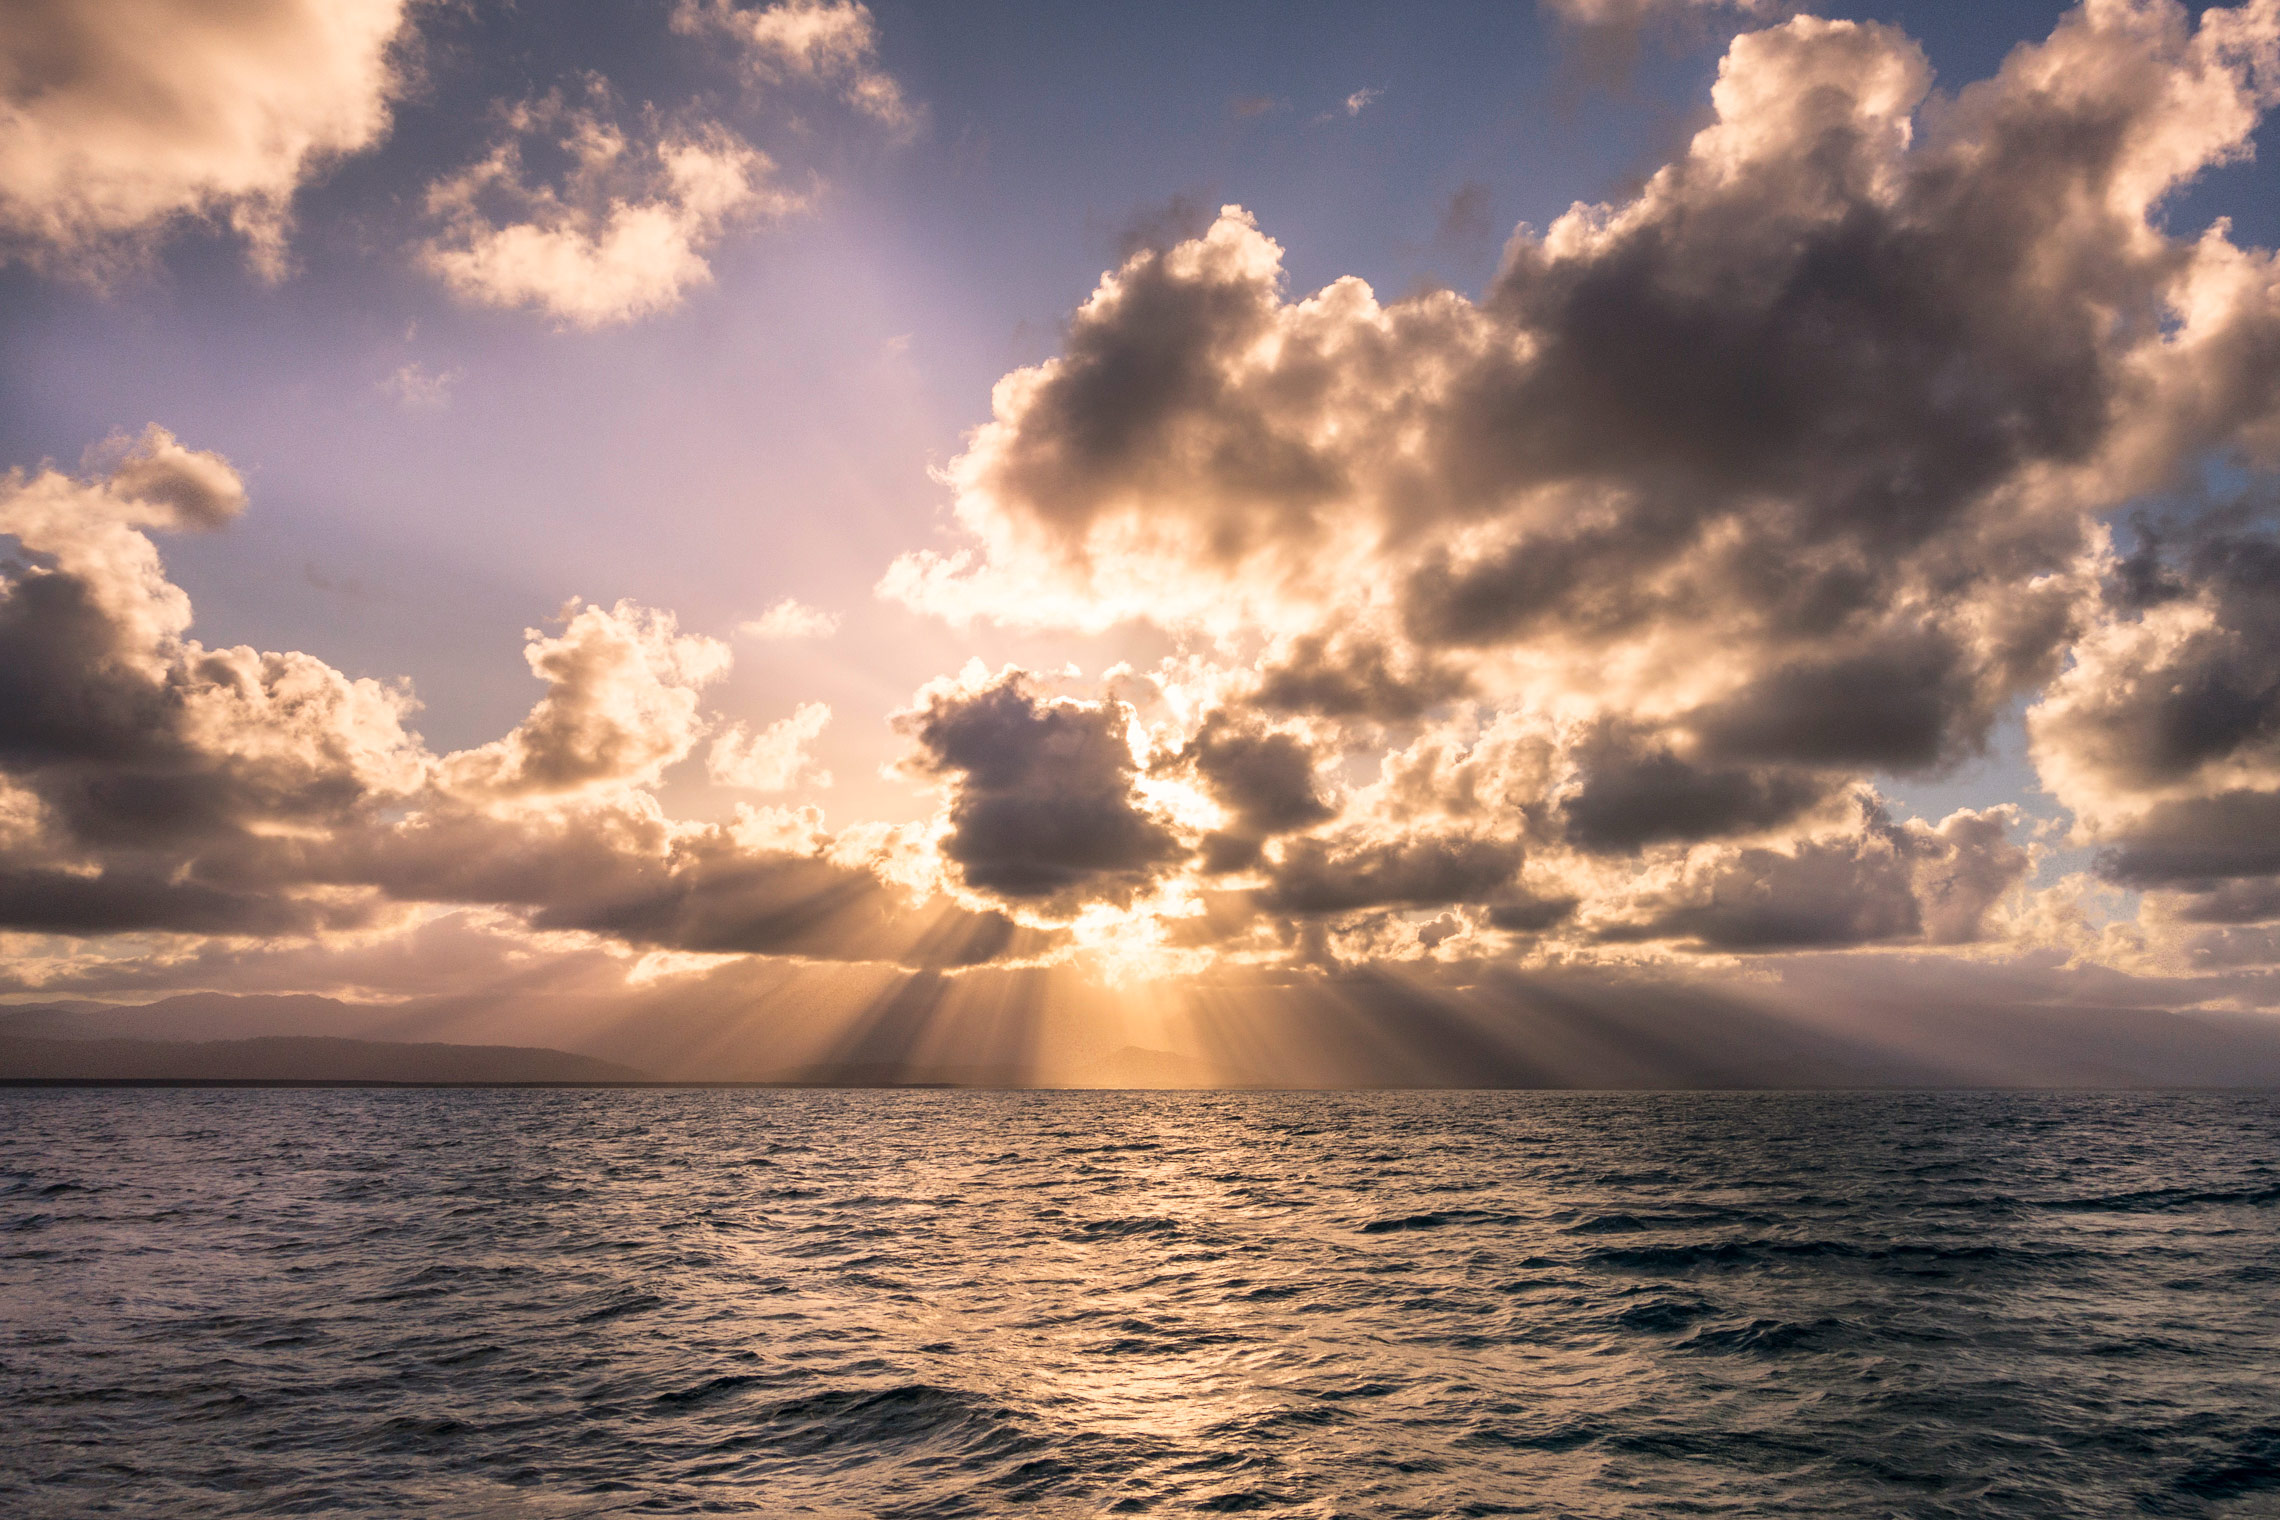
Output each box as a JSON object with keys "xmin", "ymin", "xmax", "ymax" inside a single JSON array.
[
  {"xmin": 420, "ymin": 1, "xmax": 920, "ymax": 325},
  {"xmin": 737, "ymin": 597, "xmax": 840, "ymax": 640},
  {"xmin": 1540, "ymin": 0, "xmax": 1804, "ymax": 78},
  {"xmin": 442, "ymin": 601, "xmax": 729, "ymax": 799},
  {"xmin": 0, "ymin": 432, "xmax": 1023, "ymax": 970},
  {"xmin": 1592, "ymin": 801, "xmax": 2027, "ymax": 952},
  {"xmin": 0, "ymin": 431, "xmax": 424, "ymax": 935},
  {"xmin": 14, "ymin": 3, "xmax": 2280, "ymax": 1010},
  {"xmin": 1167, "ymin": 713, "xmax": 1335, "ymax": 872},
  {"xmin": 895, "ymin": 667, "xmax": 1185, "ymax": 914},
  {"xmin": 1541, "ymin": 0, "xmax": 1788, "ymax": 17},
  {"xmin": 867, "ymin": 0, "xmax": 2280, "ymax": 987},
  {"xmin": 674, "ymin": 0, "xmax": 916, "ymax": 133},
  {"xmin": 1343, "ymin": 87, "xmax": 1381, "ymax": 116},
  {"xmin": 0, "ymin": 0, "xmax": 413, "ymax": 275},
  {"xmin": 1912, "ymin": 806, "xmax": 2032, "ymax": 945},
  {"xmin": 1, "ymin": 425, "xmax": 246, "ymax": 658},
  {"xmin": 420, "ymin": 88, "xmax": 800, "ymax": 328},
  {"xmin": 1263, "ymin": 832, "xmax": 1526, "ymax": 916},
  {"xmin": 1250, "ymin": 634, "xmax": 1469, "ymax": 722},
  {"xmin": 1559, "ymin": 721, "xmax": 1832, "ymax": 854},
  {"xmin": 708, "ymin": 701, "xmax": 831, "ymax": 790},
  {"xmin": 1436, "ymin": 182, "xmax": 1495, "ymax": 251},
  {"xmin": 893, "ymin": 4, "xmax": 2280, "ymax": 704},
  {"xmin": 887, "ymin": 17, "xmax": 2280, "ymax": 706},
  {"xmin": 379, "ymin": 362, "xmax": 457, "ymax": 410},
  {"xmin": 2030, "ymin": 508, "xmax": 2280, "ymax": 912},
  {"xmin": 2033, "ymin": 522, "xmax": 2280, "ymax": 818}
]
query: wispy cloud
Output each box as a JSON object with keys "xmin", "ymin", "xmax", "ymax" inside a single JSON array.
[
  {"xmin": 737, "ymin": 599, "xmax": 841, "ymax": 640},
  {"xmin": 674, "ymin": 0, "xmax": 920, "ymax": 135},
  {"xmin": 709, "ymin": 701, "xmax": 832, "ymax": 790},
  {"xmin": 418, "ymin": 86, "xmax": 801, "ymax": 329},
  {"xmin": 379, "ymin": 362, "xmax": 458, "ymax": 410}
]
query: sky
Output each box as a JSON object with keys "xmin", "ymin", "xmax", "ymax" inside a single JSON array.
[{"xmin": 3, "ymin": 0, "xmax": 2279, "ymax": 1082}]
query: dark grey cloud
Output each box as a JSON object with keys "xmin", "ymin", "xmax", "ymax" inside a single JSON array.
[
  {"xmin": 1399, "ymin": 510, "xmax": 1691, "ymax": 649},
  {"xmin": 986, "ymin": 238, "xmax": 1333, "ymax": 556},
  {"xmin": 2068, "ymin": 526, "xmax": 2280, "ymax": 790},
  {"xmin": 1689, "ymin": 632, "xmax": 1979, "ymax": 772},
  {"xmin": 1169, "ymin": 712, "xmax": 1334, "ymax": 872},
  {"xmin": 2170, "ymin": 878, "xmax": 2280, "ymax": 926},
  {"xmin": 897, "ymin": 671, "xmax": 1185, "ymax": 910},
  {"xmin": 1486, "ymin": 892, "xmax": 1580, "ymax": 932},
  {"xmin": 0, "ymin": 448, "xmax": 424, "ymax": 935},
  {"xmin": 1435, "ymin": 180, "xmax": 1495, "ymax": 253},
  {"xmin": 1263, "ymin": 832, "xmax": 1525, "ymax": 915},
  {"xmin": 0, "ymin": 566, "xmax": 184, "ymax": 770},
  {"xmin": 2097, "ymin": 791, "xmax": 2280, "ymax": 886},
  {"xmin": 0, "ymin": 866, "xmax": 377, "ymax": 937},
  {"xmin": 1607, "ymin": 832, "xmax": 1922, "ymax": 951},
  {"xmin": 1594, "ymin": 801, "xmax": 2024, "ymax": 951},
  {"xmin": 1251, "ymin": 634, "xmax": 1470, "ymax": 721},
  {"xmin": 1539, "ymin": 2, "xmax": 1804, "ymax": 88},
  {"xmin": 2034, "ymin": 514, "xmax": 2280, "ymax": 898},
  {"xmin": 1561, "ymin": 721, "xmax": 1829, "ymax": 853}
]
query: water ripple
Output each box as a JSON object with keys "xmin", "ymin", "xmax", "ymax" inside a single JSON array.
[{"xmin": 2, "ymin": 1088, "xmax": 2278, "ymax": 1516}]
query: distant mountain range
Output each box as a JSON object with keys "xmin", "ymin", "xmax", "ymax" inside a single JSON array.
[
  {"xmin": 5, "ymin": 986, "xmax": 2280, "ymax": 1087},
  {"xmin": 0, "ymin": 997, "xmax": 1226, "ymax": 1085},
  {"xmin": 0, "ymin": 1031, "xmax": 647, "ymax": 1084}
]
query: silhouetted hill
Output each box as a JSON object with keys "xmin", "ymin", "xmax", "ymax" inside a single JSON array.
[
  {"xmin": 5, "ymin": 983, "xmax": 2279, "ymax": 1087},
  {"xmin": 0, "ymin": 1034, "xmax": 647, "ymax": 1084},
  {"xmin": 0, "ymin": 994, "xmax": 398, "ymax": 1043}
]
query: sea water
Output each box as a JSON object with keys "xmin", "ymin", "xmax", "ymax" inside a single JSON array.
[{"xmin": 3, "ymin": 1088, "xmax": 2277, "ymax": 1517}]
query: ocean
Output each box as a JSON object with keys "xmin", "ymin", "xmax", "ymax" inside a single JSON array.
[{"xmin": 3, "ymin": 1088, "xmax": 2277, "ymax": 1517}]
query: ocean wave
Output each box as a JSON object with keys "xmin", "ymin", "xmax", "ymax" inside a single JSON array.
[
  {"xmin": 5, "ymin": 1087, "xmax": 2277, "ymax": 1518},
  {"xmin": 1359, "ymin": 1209, "xmax": 1523, "ymax": 1234}
]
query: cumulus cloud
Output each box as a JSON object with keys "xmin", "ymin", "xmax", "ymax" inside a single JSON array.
[
  {"xmin": 1912, "ymin": 806, "xmax": 2032, "ymax": 945},
  {"xmin": 2, "ymin": 426, "xmax": 246, "ymax": 658},
  {"xmin": 2030, "ymin": 508, "xmax": 2280, "ymax": 917},
  {"xmin": 1174, "ymin": 728, "xmax": 1323, "ymax": 839},
  {"xmin": 1550, "ymin": 717, "xmax": 1836, "ymax": 855},
  {"xmin": 0, "ymin": 0, "xmax": 412, "ymax": 275},
  {"xmin": 675, "ymin": 0, "xmax": 916, "ymax": 133},
  {"xmin": 893, "ymin": 4, "xmax": 2280, "ymax": 718},
  {"xmin": 420, "ymin": 87, "xmax": 800, "ymax": 328},
  {"xmin": 443, "ymin": 602, "xmax": 729, "ymax": 798},
  {"xmin": 895, "ymin": 667, "xmax": 1185, "ymax": 915},
  {"xmin": 0, "ymin": 427, "xmax": 1020, "ymax": 972},
  {"xmin": 1589, "ymin": 801, "xmax": 2028, "ymax": 952},
  {"xmin": 867, "ymin": 0, "xmax": 2280, "ymax": 984},
  {"xmin": 0, "ymin": 431, "xmax": 422, "ymax": 936},
  {"xmin": 16, "ymin": 2, "xmax": 2280, "ymax": 1007},
  {"xmin": 1264, "ymin": 832, "xmax": 1526, "ymax": 916},
  {"xmin": 2033, "ymin": 523, "xmax": 2280, "ymax": 825},
  {"xmin": 1250, "ymin": 634, "xmax": 1469, "ymax": 722}
]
